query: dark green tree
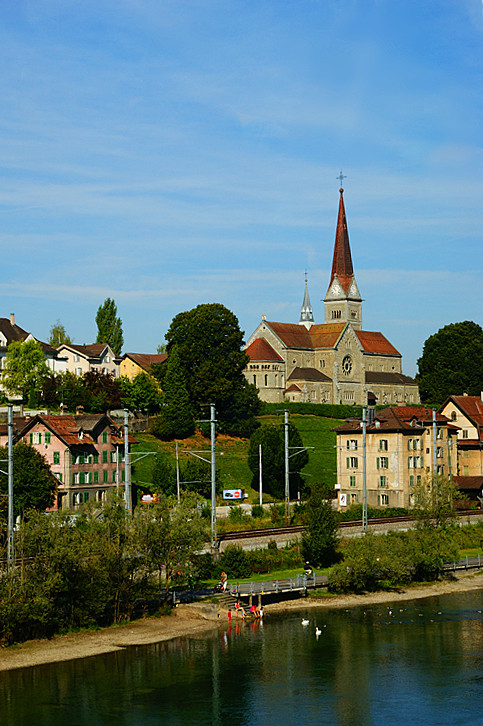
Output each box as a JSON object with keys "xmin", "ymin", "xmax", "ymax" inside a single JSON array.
[
  {"xmin": 165, "ymin": 303, "xmax": 261, "ymax": 436},
  {"xmin": 83, "ymin": 370, "xmax": 123, "ymax": 412},
  {"xmin": 95, "ymin": 298, "xmax": 124, "ymax": 356},
  {"xmin": 48, "ymin": 320, "xmax": 72, "ymax": 347},
  {"xmin": 120, "ymin": 373, "xmax": 162, "ymax": 414},
  {"xmin": 151, "ymin": 452, "xmax": 177, "ymax": 497},
  {"xmin": 247, "ymin": 422, "xmax": 309, "ymax": 499},
  {"xmin": 301, "ymin": 484, "xmax": 339, "ymax": 567},
  {"xmin": 416, "ymin": 321, "xmax": 483, "ymax": 405},
  {"xmin": 0, "ymin": 442, "xmax": 57, "ymax": 520},
  {"xmin": 150, "ymin": 346, "xmax": 194, "ymax": 440}
]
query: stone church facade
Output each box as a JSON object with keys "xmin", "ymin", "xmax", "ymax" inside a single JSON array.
[{"xmin": 243, "ymin": 189, "xmax": 419, "ymax": 406}]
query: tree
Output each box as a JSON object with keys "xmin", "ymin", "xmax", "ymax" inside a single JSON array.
[
  {"xmin": 1, "ymin": 339, "xmax": 51, "ymax": 401},
  {"xmin": 48, "ymin": 320, "xmax": 72, "ymax": 347},
  {"xmin": 165, "ymin": 303, "xmax": 261, "ymax": 436},
  {"xmin": 0, "ymin": 442, "xmax": 57, "ymax": 520},
  {"xmin": 150, "ymin": 346, "xmax": 194, "ymax": 440},
  {"xmin": 135, "ymin": 494, "xmax": 207, "ymax": 600},
  {"xmin": 413, "ymin": 475, "xmax": 461, "ymax": 532},
  {"xmin": 83, "ymin": 370, "xmax": 123, "ymax": 412},
  {"xmin": 120, "ymin": 373, "xmax": 162, "ymax": 414},
  {"xmin": 416, "ymin": 321, "xmax": 483, "ymax": 405},
  {"xmin": 95, "ymin": 298, "xmax": 124, "ymax": 356},
  {"xmin": 247, "ymin": 422, "xmax": 309, "ymax": 499},
  {"xmin": 301, "ymin": 484, "xmax": 339, "ymax": 567}
]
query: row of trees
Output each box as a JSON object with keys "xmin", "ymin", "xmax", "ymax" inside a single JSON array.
[{"xmin": 0, "ymin": 494, "xmax": 206, "ymax": 646}]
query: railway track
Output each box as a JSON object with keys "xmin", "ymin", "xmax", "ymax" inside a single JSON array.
[{"xmin": 216, "ymin": 509, "xmax": 483, "ymax": 542}]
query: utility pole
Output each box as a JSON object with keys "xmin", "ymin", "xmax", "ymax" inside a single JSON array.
[
  {"xmin": 259, "ymin": 443, "xmax": 263, "ymax": 507},
  {"xmin": 7, "ymin": 404, "xmax": 14, "ymax": 568},
  {"xmin": 432, "ymin": 409, "xmax": 437, "ymax": 480},
  {"xmin": 284, "ymin": 410, "xmax": 290, "ymax": 523},
  {"xmin": 176, "ymin": 441, "xmax": 181, "ymax": 504},
  {"xmin": 362, "ymin": 407, "xmax": 367, "ymax": 533},
  {"xmin": 124, "ymin": 409, "xmax": 131, "ymax": 513},
  {"xmin": 210, "ymin": 404, "xmax": 216, "ymax": 547}
]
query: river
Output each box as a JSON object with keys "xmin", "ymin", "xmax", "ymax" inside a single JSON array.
[{"xmin": 1, "ymin": 590, "xmax": 482, "ymax": 726}]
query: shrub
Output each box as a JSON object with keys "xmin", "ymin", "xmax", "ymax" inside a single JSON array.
[
  {"xmin": 251, "ymin": 505, "xmax": 264, "ymax": 519},
  {"xmin": 218, "ymin": 545, "xmax": 251, "ymax": 579}
]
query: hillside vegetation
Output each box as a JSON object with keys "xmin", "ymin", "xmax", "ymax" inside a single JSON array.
[{"xmin": 131, "ymin": 414, "xmax": 341, "ymax": 501}]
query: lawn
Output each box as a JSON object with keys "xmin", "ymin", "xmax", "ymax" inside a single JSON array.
[{"xmin": 131, "ymin": 413, "xmax": 342, "ymax": 503}]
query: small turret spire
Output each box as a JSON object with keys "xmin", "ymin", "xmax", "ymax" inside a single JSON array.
[{"xmin": 299, "ymin": 271, "xmax": 314, "ymax": 328}]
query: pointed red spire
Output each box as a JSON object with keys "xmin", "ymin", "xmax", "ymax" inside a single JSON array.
[{"xmin": 329, "ymin": 188, "xmax": 354, "ymax": 293}]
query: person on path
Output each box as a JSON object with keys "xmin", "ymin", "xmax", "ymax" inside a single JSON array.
[{"xmin": 220, "ymin": 571, "xmax": 228, "ymax": 592}]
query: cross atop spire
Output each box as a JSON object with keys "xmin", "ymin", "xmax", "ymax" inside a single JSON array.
[{"xmin": 337, "ymin": 169, "xmax": 347, "ymax": 189}]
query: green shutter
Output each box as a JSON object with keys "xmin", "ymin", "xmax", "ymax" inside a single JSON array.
[{"xmin": 94, "ymin": 471, "xmax": 99, "ymax": 483}]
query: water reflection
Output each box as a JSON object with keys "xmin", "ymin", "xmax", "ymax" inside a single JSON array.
[{"xmin": 0, "ymin": 591, "xmax": 481, "ymax": 726}]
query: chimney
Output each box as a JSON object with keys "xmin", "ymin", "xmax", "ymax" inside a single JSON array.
[{"xmin": 10, "ymin": 313, "xmax": 15, "ymax": 326}]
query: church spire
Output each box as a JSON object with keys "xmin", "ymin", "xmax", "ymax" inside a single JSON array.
[
  {"xmin": 329, "ymin": 188, "xmax": 354, "ymax": 294},
  {"xmin": 299, "ymin": 272, "xmax": 314, "ymax": 328},
  {"xmin": 324, "ymin": 184, "xmax": 363, "ymax": 329}
]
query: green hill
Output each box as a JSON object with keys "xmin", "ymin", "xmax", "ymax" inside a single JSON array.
[{"xmin": 131, "ymin": 414, "xmax": 342, "ymax": 502}]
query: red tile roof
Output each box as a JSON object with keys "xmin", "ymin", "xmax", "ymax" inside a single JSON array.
[
  {"xmin": 286, "ymin": 384, "xmax": 302, "ymax": 393},
  {"xmin": 18, "ymin": 414, "xmax": 137, "ymax": 446},
  {"xmin": 309, "ymin": 323, "xmax": 346, "ymax": 348},
  {"xmin": 365, "ymin": 371, "xmax": 417, "ymax": 385},
  {"xmin": 124, "ymin": 352, "xmax": 168, "ymax": 370},
  {"xmin": 266, "ymin": 322, "xmax": 314, "ymax": 349},
  {"xmin": 453, "ymin": 476, "xmax": 483, "ymax": 492},
  {"xmin": 355, "ymin": 331, "xmax": 400, "ymax": 356},
  {"xmin": 245, "ymin": 338, "xmax": 283, "ymax": 362}
]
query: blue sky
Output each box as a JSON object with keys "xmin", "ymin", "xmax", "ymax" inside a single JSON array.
[{"xmin": 0, "ymin": 0, "xmax": 481, "ymax": 376}]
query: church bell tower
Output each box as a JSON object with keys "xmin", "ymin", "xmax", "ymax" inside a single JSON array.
[{"xmin": 324, "ymin": 187, "xmax": 363, "ymax": 330}]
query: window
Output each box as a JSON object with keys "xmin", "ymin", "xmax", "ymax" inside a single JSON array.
[
  {"xmin": 76, "ymin": 367, "xmax": 82, "ymax": 376},
  {"xmin": 436, "ymin": 428, "xmax": 443, "ymax": 439},
  {"xmin": 103, "ymin": 470, "xmax": 108, "ymax": 483},
  {"xmin": 408, "ymin": 456, "xmax": 424, "ymax": 469},
  {"xmin": 451, "ymin": 411, "xmax": 457, "ymax": 421},
  {"xmin": 462, "ymin": 430, "xmax": 469, "ymax": 439},
  {"xmin": 73, "ymin": 472, "xmax": 79, "ymax": 485},
  {"xmin": 436, "ymin": 447, "xmax": 443, "ymax": 458},
  {"xmin": 349, "ymin": 475, "xmax": 356, "ymax": 487},
  {"xmin": 74, "ymin": 354, "xmax": 79, "ymax": 362},
  {"xmin": 379, "ymin": 476, "xmax": 387, "ymax": 488},
  {"xmin": 53, "ymin": 452, "xmax": 60, "ymax": 465},
  {"xmin": 111, "ymin": 451, "xmax": 116, "ymax": 463},
  {"xmin": 463, "ymin": 465, "xmax": 469, "ymax": 475},
  {"xmin": 93, "ymin": 454, "xmax": 99, "ymax": 464},
  {"xmin": 102, "ymin": 451, "xmax": 108, "ymax": 464},
  {"xmin": 346, "ymin": 457, "xmax": 358, "ymax": 469},
  {"xmin": 112, "ymin": 470, "xmax": 117, "ymax": 483},
  {"xmin": 350, "ymin": 493, "xmax": 358, "ymax": 504},
  {"xmin": 409, "ymin": 475, "xmax": 414, "ymax": 487},
  {"xmin": 331, "ymin": 310, "xmax": 341, "ymax": 319},
  {"xmin": 346, "ymin": 439, "xmax": 358, "ymax": 451},
  {"xmin": 31, "ymin": 432, "xmax": 41, "ymax": 444},
  {"xmin": 377, "ymin": 457, "xmax": 389, "ymax": 469},
  {"xmin": 264, "ymin": 374, "xmax": 268, "ymax": 386},
  {"xmin": 105, "ymin": 355, "xmax": 110, "ymax": 363},
  {"xmin": 379, "ymin": 493, "xmax": 389, "ymax": 506},
  {"xmin": 408, "ymin": 438, "xmax": 421, "ymax": 451},
  {"xmin": 253, "ymin": 375, "xmax": 257, "ymax": 385},
  {"xmin": 79, "ymin": 472, "xmax": 85, "ymax": 484},
  {"xmin": 94, "ymin": 471, "xmax": 99, "ymax": 483},
  {"xmin": 45, "ymin": 432, "xmax": 51, "ymax": 444},
  {"xmin": 102, "ymin": 432, "xmax": 108, "ymax": 444},
  {"xmin": 121, "ymin": 469, "xmax": 125, "ymax": 482},
  {"xmin": 379, "ymin": 440, "xmax": 388, "ymax": 451},
  {"xmin": 437, "ymin": 465, "xmax": 444, "ymax": 476},
  {"xmin": 416, "ymin": 475, "xmax": 422, "ymax": 485}
]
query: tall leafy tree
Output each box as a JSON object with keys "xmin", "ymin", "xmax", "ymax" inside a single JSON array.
[
  {"xmin": 1, "ymin": 339, "xmax": 51, "ymax": 401},
  {"xmin": 301, "ymin": 484, "xmax": 339, "ymax": 567},
  {"xmin": 0, "ymin": 442, "xmax": 57, "ymax": 520},
  {"xmin": 150, "ymin": 346, "xmax": 194, "ymax": 440},
  {"xmin": 165, "ymin": 303, "xmax": 260, "ymax": 436},
  {"xmin": 416, "ymin": 321, "xmax": 483, "ymax": 405},
  {"xmin": 247, "ymin": 422, "xmax": 309, "ymax": 499},
  {"xmin": 48, "ymin": 320, "xmax": 72, "ymax": 347},
  {"xmin": 95, "ymin": 298, "xmax": 124, "ymax": 356}
]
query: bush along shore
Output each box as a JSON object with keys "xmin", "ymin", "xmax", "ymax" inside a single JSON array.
[{"xmin": 1, "ymin": 490, "xmax": 482, "ymax": 647}]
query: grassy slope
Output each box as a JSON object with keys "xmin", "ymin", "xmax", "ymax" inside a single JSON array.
[{"xmin": 131, "ymin": 414, "xmax": 342, "ymax": 502}]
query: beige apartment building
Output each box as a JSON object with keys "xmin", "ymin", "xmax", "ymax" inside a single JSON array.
[{"xmin": 333, "ymin": 406, "xmax": 457, "ymax": 510}]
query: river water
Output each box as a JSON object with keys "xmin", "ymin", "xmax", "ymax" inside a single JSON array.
[{"xmin": 1, "ymin": 590, "xmax": 482, "ymax": 726}]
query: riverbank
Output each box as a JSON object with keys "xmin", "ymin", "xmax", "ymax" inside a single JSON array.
[{"xmin": 1, "ymin": 570, "xmax": 482, "ymax": 673}]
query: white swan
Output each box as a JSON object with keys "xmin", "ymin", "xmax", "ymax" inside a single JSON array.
[
  {"xmin": 301, "ymin": 619, "xmax": 309, "ymax": 626},
  {"xmin": 315, "ymin": 627, "xmax": 321, "ymax": 636}
]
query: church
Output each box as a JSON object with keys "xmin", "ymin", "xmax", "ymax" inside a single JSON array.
[{"xmin": 243, "ymin": 188, "xmax": 419, "ymax": 406}]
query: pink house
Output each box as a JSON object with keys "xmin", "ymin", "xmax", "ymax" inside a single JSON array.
[{"xmin": 17, "ymin": 414, "xmax": 136, "ymax": 510}]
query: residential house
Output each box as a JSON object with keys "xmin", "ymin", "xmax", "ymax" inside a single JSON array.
[
  {"xmin": 120, "ymin": 352, "xmax": 167, "ymax": 381},
  {"xmin": 17, "ymin": 413, "xmax": 136, "ymax": 510},
  {"xmin": 333, "ymin": 406, "xmax": 457, "ymax": 510},
  {"xmin": 439, "ymin": 394, "xmax": 483, "ymax": 505},
  {"xmin": 0, "ymin": 314, "xmax": 66, "ymax": 380},
  {"xmin": 58, "ymin": 343, "xmax": 120, "ymax": 378},
  {"xmin": 243, "ymin": 190, "xmax": 419, "ymax": 406}
]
